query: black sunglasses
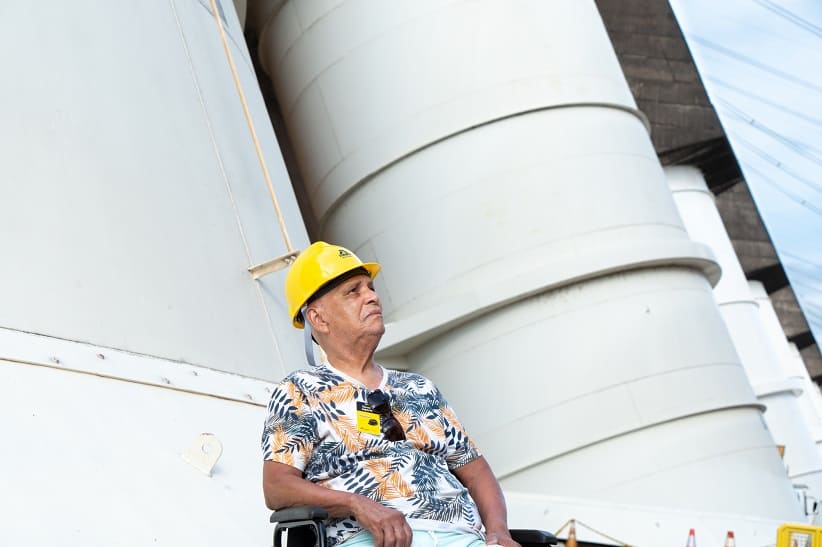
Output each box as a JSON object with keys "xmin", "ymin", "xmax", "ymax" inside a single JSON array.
[{"xmin": 367, "ymin": 390, "xmax": 406, "ymax": 442}]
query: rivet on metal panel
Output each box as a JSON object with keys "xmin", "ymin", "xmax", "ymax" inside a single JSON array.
[
  {"xmin": 181, "ymin": 433, "xmax": 223, "ymax": 477},
  {"xmin": 161, "ymin": 377, "xmax": 171, "ymax": 385},
  {"xmin": 49, "ymin": 356, "xmax": 60, "ymax": 364}
]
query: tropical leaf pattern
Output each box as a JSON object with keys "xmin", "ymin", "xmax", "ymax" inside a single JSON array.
[{"xmin": 261, "ymin": 364, "xmax": 482, "ymax": 546}]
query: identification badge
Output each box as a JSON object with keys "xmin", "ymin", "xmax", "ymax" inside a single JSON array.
[{"xmin": 356, "ymin": 401, "xmax": 381, "ymax": 435}]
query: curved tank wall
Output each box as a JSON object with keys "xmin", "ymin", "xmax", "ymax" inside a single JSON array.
[
  {"xmin": 0, "ymin": 1, "xmax": 306, "ymax": 545},
  {"xmin": 751, "ymin": 282, "xmax": 822, "ymax": 460},
  {"xmin": 790, "ymin": 343, "xmax": 822, "ymax": 461},
  {"xmin": 254, "ymin": 0, "xmax": 802, "ymax": 520},
  {"xmin": 0, "ymin": 0, "xmax": 308, "ymax": 380},
  {"xmin": 668, "ymin": 165, "xmax": 822, "ymax": 505},
  {"xmin": 0, "ymin": 350, "xmax": 273, "ymax": 545}
]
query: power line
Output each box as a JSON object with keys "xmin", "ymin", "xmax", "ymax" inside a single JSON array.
[
  {"xmin": 739, "ymin": 161, "xmax": 822, "ymax": 217},
  {"xmin": 752, "ymin": 0, "xmax": 822, "ymax": 39},
  {"xmin": 731, "ymin": 132, "xmax": 822, "ymax": 195},
  {"xmin": 790, "ymin": 281, "xmax": 822, "ymax": 309},
  {"xmin": 707, "ymin": 77, "xmax": 822, "ymax": 128},
  {"xmin": 717, "ymin": 98, "xmax": 822, "ymax": 164},
  {"xmin": 718, "ymin": 98, "xmax": 822, "ymax": 155},
  {"xmin": 796, "ymin": 302, "xmax": 822, "ymax": 326},
  {"xmin": 784, "ymin": 261, "xmax": 822, "ymax": 280},
  {"xmin": 804, "ymin": 308, "xmax": 822, "ymax": 327},
  {"xmin": 720, "ymin": 107, "xmax": 822, "ymax": 161},
  {"xmin": 778, "ymin": 248, "xmax": 822, "ymax": 272},
  {"xmin": 806, "ymin": 305, "xmax": 822, "ymax": 320},
  {"xmin": 687, "ymin": 34, "xmax": 822, "ymax": 94},
  {"xmin": 779, "ymin": 248, "xmax": 822, "ymax": 267},
  {"xmin": 789, "ymin": 277, "xmax": 822, "ymax": 296}
]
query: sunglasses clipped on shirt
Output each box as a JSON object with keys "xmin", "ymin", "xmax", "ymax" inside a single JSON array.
[{"xmin": 366, "ymin": 390, "xmax": 406, "ymax": 442}]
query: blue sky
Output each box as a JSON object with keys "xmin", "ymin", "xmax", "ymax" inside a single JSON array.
[{"xmin": 669, "ymin": 0, "xmax": 822, "ymax": 347}]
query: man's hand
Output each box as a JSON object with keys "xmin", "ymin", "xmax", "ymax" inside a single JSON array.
[
  {"xmin": 485, "ymin": 530, "xmax": 521, "ymax": 547},
  {"xmin": 350, "ymin": 495, "xmax": 413, "ymax": 547},
  {"xmin": 452, "ymin": 457, "xmax": 520, "ymax": 547},
  {"xmin": 264, "ymin": 461, "xmax": 412, "ymax": 546}
]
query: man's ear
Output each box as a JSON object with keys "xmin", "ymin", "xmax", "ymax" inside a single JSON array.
[{"xmin": 304, "ymin": 306, "xmax": 329, "ymax": 334}]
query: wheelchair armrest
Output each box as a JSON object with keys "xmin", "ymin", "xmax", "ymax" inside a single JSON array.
[
  {"xmin": 269, "ymin": 506, "xmax": 329, "ymax": 524},
  {"xmin": 270, "ymin": 506, "xmax": 329, "ymax": 547},
  {"xmin": 510, "ymin": 529, "xmax": 558, "ymax": 546}
]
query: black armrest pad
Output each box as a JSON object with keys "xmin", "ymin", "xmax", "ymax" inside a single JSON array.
[
  {"xmin": 269, "ymin": 506, "xmax": 329, "ymax": 523},
  {"xmin": 510, "ymin": 529, "xmax": 557, "ymax": 546}
]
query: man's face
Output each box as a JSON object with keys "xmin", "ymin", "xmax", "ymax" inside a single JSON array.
[{"xmin": 310, "ymin": 273, "xmax": 385, "ymax": 342}]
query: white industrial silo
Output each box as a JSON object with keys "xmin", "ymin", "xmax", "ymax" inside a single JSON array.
[
  {"xmin": 751, "ymin": 283, "xmax": 822, "ymax": 465},
  {"xmin": 668, "ymin": 165, "xmax": 822, "ymax": 515},
  {"xmin": 0, "ymin": 1, "xmax": 307, "ymax": 544},
  {"xmin": 251, "ymin": 1, "xmax": 803, "ymax": 540}
]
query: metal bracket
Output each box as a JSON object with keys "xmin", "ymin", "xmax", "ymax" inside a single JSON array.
[{"xmin": 248, "ymin": 250, "xmax": 300, "ymax": 279}]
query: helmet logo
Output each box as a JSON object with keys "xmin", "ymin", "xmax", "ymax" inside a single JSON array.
[{"xmin": 338, "ymin": 249, "xmax": 352, "ymax": 258}]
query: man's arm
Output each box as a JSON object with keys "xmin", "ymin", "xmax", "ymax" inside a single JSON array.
[
  {"xmin": 263, "ymin": 460, "xmax": 413, "ymax": 547},
  {"xmin": 453, "ymin": 456, "xmax": 520, "ymax": 547}
]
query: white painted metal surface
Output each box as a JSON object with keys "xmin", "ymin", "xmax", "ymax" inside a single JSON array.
[
  {"xmin": 255, "ymin": 0, "xmax": 803, "ymax": 533},
  {"xmin": 506, "ymin": 491, "xmax": 788, "ymax": 547},
  {"xmin": 0, "ymin": 0, "xmax": 308, "ymax": 380},
  {"xmin": 790, "ymin": 343, "xmax": 822, "ymax": 461},
  {"xmin": 668, "ymin": 165, "xmax": 822, "ymax": 509},
  {"xmin": 0, "ymin": 1, "xmax": 304, "ymax": 545},
  {"xmin": 0, "ymin": 330, "xmax": 272, "ymax": 545},
  {"xmin": 0, "ymin": 327, "xmax": 273, "ymax": 406},
  {"xmin": 751, "ymin": 282, "xmax": 822, "ymax": 461}
]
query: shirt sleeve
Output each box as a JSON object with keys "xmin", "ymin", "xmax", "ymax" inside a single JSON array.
[
  {"xmin": 433, "ymin": 383, "xmax": 481, "ymax": 470},
  {"xmin": 261, "ymin": 379, "xmax": 318, "ymax": 471}
]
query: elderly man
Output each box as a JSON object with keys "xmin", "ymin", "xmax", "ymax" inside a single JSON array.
[{"xmin": 262, "ymin": 242, "xmax": 519, "ymax": 547}]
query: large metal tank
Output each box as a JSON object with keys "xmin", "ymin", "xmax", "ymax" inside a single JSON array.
[
  {"xmin": 0, "ymin": 0, "xmax": 306, "ymax": 380},
  {"xmin": 668, "ymin": 165, "xmax": 822, "ymax": 509},
  {"xmin": 251, "ymin": 0, "xmax": 803, "ymax": 529},
  {"xmin": 0, "ymin": 1, "xmax": 306, "ymax": 544},
  {"xmin": 751, "ymin": 282, "xmax": 822, "ymax": 466}
]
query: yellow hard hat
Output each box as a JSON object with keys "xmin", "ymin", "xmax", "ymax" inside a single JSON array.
[{"xmin": 285, "ymin": 241, "xmax": 381, "ymax": 328}]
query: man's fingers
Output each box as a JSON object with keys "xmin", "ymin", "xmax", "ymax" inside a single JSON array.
[
  {"xmin": 384, "ymin": 512, "xmax": 410, "ymax": 547},
  {"xmin": 352, "ymin": 497, "xmax": 412, "ymax": 547},
  {"xmin": 380, "ymin": 524, "xmax": 407, "ymax": 547},
  {"xmin": 485, "ymin": 532, "xmax": 519, "ymax": 547},
  {"xmin": 370, "ymin": 528, "xmax": 384, "ymax": 547},
  {"xmin": 397, "ymin": 523, "xmax": 412, "ymax": 547},
  {"xmin": 378, "ymin": 522, "xmax": 409, "ymax": 547},
  {"xmin": 373, "ymin": 523, "xmax": 400, "ymax": 547},
  {"xmin": 376, "ymin": 527, "xmax": 390, "ymax": 547}
]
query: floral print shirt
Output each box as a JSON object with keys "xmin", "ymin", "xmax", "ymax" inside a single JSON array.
[{"xmin": 261, "ymin": 363, "xmax": 483, "ymax": 546}]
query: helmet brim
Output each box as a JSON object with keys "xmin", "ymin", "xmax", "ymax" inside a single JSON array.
[{"xmin": 292, "ymin": 261, "xmax": 381, "ymax": 329}]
